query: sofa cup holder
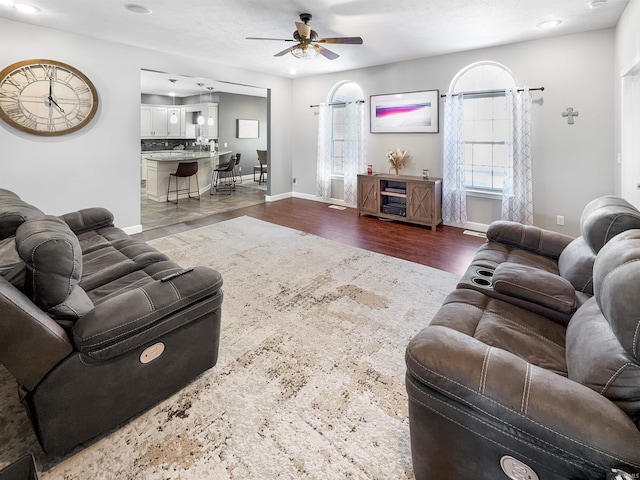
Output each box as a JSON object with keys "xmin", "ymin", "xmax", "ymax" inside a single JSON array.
[
  {"xmin": 471, "ymin": 276, "xmax": 493, "ymax": 287},
  {"xmin": 476, "ymin": 268, "xmax": 494, "ymax": 278}
]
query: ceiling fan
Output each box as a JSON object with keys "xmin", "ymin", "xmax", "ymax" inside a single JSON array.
[{"xmin": 246, "ymin": 13, "xmax": 363, "ymax": 60}]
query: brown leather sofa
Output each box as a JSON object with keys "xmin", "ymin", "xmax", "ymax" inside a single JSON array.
[
  {"xmin": 406, "ymin": 196, "xmax": 640, "ymax": 479},
  {"xmin": 0, "ymin": 188, "xmax": 223, "ymax": 456}
]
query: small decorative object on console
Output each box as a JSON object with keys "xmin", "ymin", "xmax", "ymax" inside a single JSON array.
[{"xmin": 386, "ymin": 148, "xmax": 410, "ymax": 175}]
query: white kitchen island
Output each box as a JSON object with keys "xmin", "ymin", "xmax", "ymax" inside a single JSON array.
[{"xmin": 144, "ymin": 150, "xmax": 233, "ymax": 202}]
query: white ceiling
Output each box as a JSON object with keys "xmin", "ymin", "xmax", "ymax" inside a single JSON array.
[{"xmin": 0, "ymin": 0, "xmax": 629, "ymax": 97}]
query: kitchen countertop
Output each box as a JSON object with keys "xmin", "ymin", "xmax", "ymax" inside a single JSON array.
[{"xmin": 143, "ymin": 150, "xmax": 232, "ymax": 161}]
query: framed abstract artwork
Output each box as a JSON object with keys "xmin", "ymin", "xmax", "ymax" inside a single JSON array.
[{"xmin": 370, "ymin": 90, "xmax": 439, "ymax": 133}]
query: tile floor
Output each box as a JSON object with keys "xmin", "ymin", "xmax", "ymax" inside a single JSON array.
[{"xmin": 140, "ymin": 179, "xmax": 266, "ymax": 232}]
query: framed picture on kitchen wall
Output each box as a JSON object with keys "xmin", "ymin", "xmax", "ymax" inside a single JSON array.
[
  {"xmin": 370, "ymin": 90, "xmax": 439, "ymax": 133},
  {"xmin": 237, "ymin": 119, "xmax": 260, "ymax": 138}
]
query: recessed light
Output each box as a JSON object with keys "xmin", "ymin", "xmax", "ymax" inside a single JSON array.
[
  {"xmin": 14, "ymin": 3, "xmax": 39, "ymax": 13},
  {"xmin": 588, "ymin": 0, "xmax": 607, "ymax": 8},
  {"xmin": 537, "ymin": 19, "xmax": 562, "ymax": 29},
  {"xmin": 288, "ymin": 68, "xmax": 297, "ymax": 75},
  {"xmin": 125, "ymin": 4, "xmax": 152, "ymax": 14},
  {"xmin": 0, "ymin": 0, "xmax": 15, "ymax": 6}
]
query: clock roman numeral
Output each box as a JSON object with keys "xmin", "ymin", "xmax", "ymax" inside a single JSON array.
[
  {"xmin": 0, "ymin": 90, "xmax": 19, "ymax": 101},
  {"xmin": 41, "ymin": 64, "xmax": 56, "ymax": 80},
  {"xmin": 5, "ymin": 104, "xmax": 22, "ymax": 117},
  {"xmin": 21, "ymin": 66, "xmax": 38, "ymax": 83},
  {"xmin": 74, "ymin": 85, "xmax": 90, "ymax": 95}
]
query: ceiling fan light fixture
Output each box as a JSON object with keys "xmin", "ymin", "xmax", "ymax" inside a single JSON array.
[{"xmin": 291, "ymin": 44, "xmax": 318, "ymax": 59}]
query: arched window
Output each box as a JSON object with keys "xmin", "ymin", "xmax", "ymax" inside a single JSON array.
[
  {"xmin": 451, "ymin": 62, "xmax": 517, "ymax": 192},
  {"xmin": 317, "ymin": 81, "xmax": 366, "ymax": 205},
  {"xmin": 442, "ymin": 61, "xmax": 533, "ymax": 225}
]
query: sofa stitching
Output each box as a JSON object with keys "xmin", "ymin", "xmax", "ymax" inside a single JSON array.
[
  {"xmin": 522, "ymin": 363, "xmax": 532, "ymax": 414},
  {"xmin": 168, "ymin": 281, "xmax": 181, "ymax": 299},
  {"xmin": 406, "ymin": 350, "xmax": 640, "ymax": 467},
  {"xmin": 480, "ymin": 346, "xmax": 492, "ymax": 393},
  {"xmin": 406, "ymin": 376, "xmax": 603, "ymax": 472},
  {"xmin": 78, "ymin": 283, "xmax": 215, "ymax": 345},
  {"xmin": 600, "ymin": 363, "xmax": 639, "ymax": 396},
  {"xmin": 1, "ymin": 291, "xmax": 70, "ymax": 344},
  {"xmin": 82, "ymin": 300, "xmax": 213, "ymax": 357},
  {"xmin": 634, "ymin": 321, "xmax": 640, "ymax": 359},
  {"xmin": 454, "ymin": 300, "xmax": 565, "ymax": 350},
  {"xmin": 140, "ymin": 287, "xmax": 154, "ymax": 310},
  {"xmin": 493, "ymin": 279, "xmax": 574, "ymax": 307}
]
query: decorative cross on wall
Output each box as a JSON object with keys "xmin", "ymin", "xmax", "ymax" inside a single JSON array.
[{"xmin": 562, "ymin": 107, "xmax": 579, "ymax": 124}]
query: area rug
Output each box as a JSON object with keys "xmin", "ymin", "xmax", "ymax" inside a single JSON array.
[{"xmin": 0, "ymin": 216, "xmax": 460, "ymax": 479}]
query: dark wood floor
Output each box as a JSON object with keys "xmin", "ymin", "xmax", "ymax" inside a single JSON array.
[{"xmin": 134, "ymin": 197, "xmax": 485, "ymax": 276}]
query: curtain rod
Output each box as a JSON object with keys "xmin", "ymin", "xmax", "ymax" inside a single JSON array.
[
  {"xmin": 310, "ymin": 100, "xmax": 365, "ymax": 108},
  {"xmin": 440, "ymin": 87, "xmax": 544, "ymax": 98}
]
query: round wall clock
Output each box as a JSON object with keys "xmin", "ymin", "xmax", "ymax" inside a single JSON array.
[{"xmin": 0, "ymin": 59, "xmax": 98, "ymax": 136}]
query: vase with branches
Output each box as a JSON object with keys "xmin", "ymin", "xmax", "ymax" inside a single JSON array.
[{"xmin": 387, "ymin": 148, "xmax": 411, "ymax": 175}]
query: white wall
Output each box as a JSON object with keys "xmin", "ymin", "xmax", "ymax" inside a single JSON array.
[
  {"xmin": 291, "ymin": 29, "xmax": 616, "ymax": 236},
  {"xmin": 0, "ymin": 18, "xmax": 293, "ymax": 231}
]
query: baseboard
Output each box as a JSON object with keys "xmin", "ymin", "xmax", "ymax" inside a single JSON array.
[
  {"xmin": 122, "ymin": 224, "xmax": 143, "ymax": 235},
  {"xmin": 443, "ymin": 220, "xmax": 489, "ymax": 233},
  {"xmin": 266, "ymin": 192, "xmax": 292, "ymax": 202},
  {"xmin": 292, "ymin": 192, "xmax": 355, "ymax": 208}
]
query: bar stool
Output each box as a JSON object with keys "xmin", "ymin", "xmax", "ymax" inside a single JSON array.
[
  {"xmin": 210, "ymin": 155, "xmax": 237, "ymax": 195},
  {"xmin": 167, "ymin": 161, "xmax": 200, "ymax": 204}
]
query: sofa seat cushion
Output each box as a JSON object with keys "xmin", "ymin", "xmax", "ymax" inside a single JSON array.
[
  {"xmin": 430, "ymin": 288, "xmax": 567, "ymax": 375},
  {"xmin": 85, "ymin": 260, "xmax": 184, "ymax": 304},
  {"xmin": 78, "ymin": 230, "xmax": 170, "ymax": 292}
]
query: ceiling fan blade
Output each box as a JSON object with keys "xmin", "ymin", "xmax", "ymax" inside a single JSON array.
[
  {"xmin": 295, "ymin": 21, "xmax": 311, "ymax": 39},
  {"xmin": 317, "ymin": 37, "xmax": 363, "ymax": 44},
  {"xmin": 246, "ymin": 37, "xmax": 295, "ymax": 42},
  {"xmin": 274, "ymin": 46, "xmax": 296, "ymax": 57},
  {"xmin": 314, "ymin": 45, "xmax": 339, "ymax": 60}
]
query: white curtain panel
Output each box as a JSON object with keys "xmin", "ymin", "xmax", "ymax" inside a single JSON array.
[
  {"xmin": 343, "ymin": 102, "xmax": 367, "ymax": 206},
  {"xmin": 503, "ymin": 88, "xmax": 534, "ymax": 224},
  {"xmin": 316, "ymin": 103, "xmax": 332, "ymax": 200},
  {"xmin": 442, "ymin": 93, "xmax": 467, "ymax": 225}
]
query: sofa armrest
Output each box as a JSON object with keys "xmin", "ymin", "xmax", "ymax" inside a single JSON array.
[
  {"xmin": 492, "ymin": 263, "xmax": 578, "ymax": 314},
  {"xmin": 487, "ymin": 221, "xmax": 574, "ymax": 259},
  {"xmin": 59, "ymin": 207, "xmax": 114, "ymax": 235},
  {"xmin": 406, "ymin": 326, "xmax": 640, "ymax": 471},
  {"xmin": 0, "ymin": 277, "xmax": 72, "ymax": 390},
  {"xmin": 72, "ymin": 266, "xmax": 223, "ymax": 360}
]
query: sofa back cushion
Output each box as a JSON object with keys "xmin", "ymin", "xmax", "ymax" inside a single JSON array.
[
  {"xmin": 0, "ymin": 189, "xmax": 44, "ymax": 240},
  {"xmin": 580, "ymin": 195, "xmax": 640, "ymax": 254},
  {"xmin": 15, "ymin": 216, "xmax": 93, "ymax": 321},
  {"xmin": 557, "ymin": 237, "xmax": 595, "ymax": 294},
  {"xmin": 566, "ymin": 229, "xmax": 640, "ymax": 424}
]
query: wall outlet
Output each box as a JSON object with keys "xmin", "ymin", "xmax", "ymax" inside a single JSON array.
[
  {"xmin": 224, "ymin": 142, "xmax": 227, "ymax": 148},
  {"xmin": 557, "ymin": 215, "xmax": 565, "ymax": 226}
]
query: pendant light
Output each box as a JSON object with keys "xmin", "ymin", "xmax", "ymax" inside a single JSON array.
[
  {"xmin": 196, "ymin": 83, "xmax": 205, "ymax": 125},
  {"xmin": 168, "ymin": 79, "xmax": 178, "ymax": 125},
  {"xmin": 206, "ymin": 87, "xmax": 215, "ymax": 126}
]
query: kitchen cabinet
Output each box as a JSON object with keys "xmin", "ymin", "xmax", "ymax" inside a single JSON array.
[
  {"xmin": 141, "ymin": 106, "xmax": 169, "ymax": 138},
  {"xmin": 357, "ymin": 173, "xmax": 442, "ymax": 231}
]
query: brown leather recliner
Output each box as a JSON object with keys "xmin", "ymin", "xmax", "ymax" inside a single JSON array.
[
  {"xmin": 0, "ymin": 189, "xmax": 223, "ymax": 455},
  {"xmin": 456, "ymin": 195, "xmax": 640, "ymax": 325},
  {"xmin": 406, "ymin": 226, "xmax": 640, "ymax": 478}
]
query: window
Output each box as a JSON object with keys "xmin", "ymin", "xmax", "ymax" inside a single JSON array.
[
  {"xmin": 450, "ymin": 62, "xmax": 517, "ymax": 193},
  {"xmin": 331, "ymin": 104, "xmax": 345, "ymax": 175},
  {"xmin": 463, "ymin": 94, "xmax": 508, "ymax": 191}
]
